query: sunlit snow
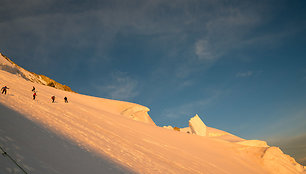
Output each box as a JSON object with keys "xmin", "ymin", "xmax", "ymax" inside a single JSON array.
[{"xmin": 0, "ymin": 54, "xmax": 305, "ymax": 174}]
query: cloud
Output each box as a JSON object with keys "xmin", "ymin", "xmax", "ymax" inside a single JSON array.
[
  {"xmin": 161, "ymin": 89, "xmax": 224, "ymax": 121},
  {"xmin": 162, "ymin": 99, "xmax": 209, "ymax": 119},
  {"xmin": 0, "ymin": 0, "xmax": 295, "ymax": 93},
  {"xmin": 0, "ymin": 1, "xmax": 283, "ymax": 67},
  {"xmin": 94, "ymin": 72, "xmax": 139, "ymax": 101},
  {"xmin": 195, "ymin": 39, "xmax": 215, "ymax": 60},
  {"xmin": 236, "ymin": 70, "xmax": 263, "ymax": 78},
  {"xmin": 260, "ymin": 106, "xmax": 306, "ymax": 142},
  {"xmin": 236, "ymin": 71, "xmax": 253, "ymax": 78}
]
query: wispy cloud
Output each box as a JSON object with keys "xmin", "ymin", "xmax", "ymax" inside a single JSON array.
[
  {"xmin": 162, "ymin": 99, "xmax": 210, "ymax": 120},
  {"xmin": 195, "ymin": 39, "xmax": 216, "ymax": 61},
  {"xmin": 236, "ymin": 70, "xmax": 263, "ymax": 78},
  {"xmin": 161, "ymin": 89, "xmax": 225, "ymax": 122},
  {"xmin": 260, "ymin": 107, "xmax": 306, "ymax": 141},
  {"xmin": 0, "ymin": 0, "xmax": 286, "ymax": 73},
  {"xmin": 236, "ymin": 71, "xmax": 253, "ymax": 78},
  {"xmin": 94, "ymin": 72, "xmax": 139, "ymax": 101}
]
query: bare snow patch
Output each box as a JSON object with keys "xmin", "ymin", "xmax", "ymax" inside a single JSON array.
[{"xmin": 237, "ymin": 140, "xmax": 269, "ymax": 147}]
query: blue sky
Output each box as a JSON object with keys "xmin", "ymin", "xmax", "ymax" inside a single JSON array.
[{"xmin": 1, "ymin": 0, "xmax": 306, "ymax": 150}]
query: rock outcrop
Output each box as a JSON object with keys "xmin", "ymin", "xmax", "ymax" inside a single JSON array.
[{"xmin": 0, "ymin": 53, "xmax": 74, "ymax": 92}]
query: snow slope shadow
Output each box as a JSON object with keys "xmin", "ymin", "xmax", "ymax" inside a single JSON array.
[{"xmin": 0, "ymin": 104, "xmax": 135, "ymax": 174}]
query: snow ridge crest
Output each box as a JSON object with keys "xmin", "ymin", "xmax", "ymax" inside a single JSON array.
[{"xmin": 0, "ymin": 53, "xmax": 74, "ymax": 92}]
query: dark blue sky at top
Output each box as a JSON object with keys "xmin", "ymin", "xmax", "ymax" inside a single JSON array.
[{"xmin": 1, "ymin": 0, "xmax": 306, "ymax": 142}]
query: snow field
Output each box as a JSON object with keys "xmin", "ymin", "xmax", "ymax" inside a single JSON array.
[{"xmin": 0, "ymin": 69, "xmax": 305, "ymax": 174}]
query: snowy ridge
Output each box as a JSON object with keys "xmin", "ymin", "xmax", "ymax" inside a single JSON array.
[
  {"xmin": 0, "ymin": 60, "xmax": 305, "ymax": 173},
  {"xmin": 121, "ymin": 105, "xmax": 155, "ymax": 125},
  {"xmin": 0, "ymin": 53, "xmax": 73, "ymax": 92}
]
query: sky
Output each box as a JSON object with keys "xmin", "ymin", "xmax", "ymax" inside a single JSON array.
[{"xmin": 0, "ymin": 0, "xmax": 306, "ymax": 147}]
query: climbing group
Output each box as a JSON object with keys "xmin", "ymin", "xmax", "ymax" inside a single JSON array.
[
  {"xmin": 31, "ymin": 86, "xmax": 69, "ymax": 103},
  {"xmin": 1, "ymin": 85, "xmax": 70, "ymax": 103},
  {"xmin": 32, "ymin": 86, "xmax": 37, "ymax": 100}
]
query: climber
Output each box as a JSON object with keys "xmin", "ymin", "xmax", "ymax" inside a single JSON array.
[
  {"xmin": 33, "ymin": 92, "xmax": 37, "ymax": 100},
  {"xmin": 1, "ymin": 86, "xmax": 9, "ymax": 95},
  {"xmin": 64, "ymin": 96, "xmax": 68, "ymax": 103}
]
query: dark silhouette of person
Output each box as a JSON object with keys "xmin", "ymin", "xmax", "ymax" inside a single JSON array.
[
  {"xmin": 51, "ymin": 96, "xmax": 55, "ymax": 103},
  {"xmin": 32, "ymin": 86, "xmax": 35, "ymax": 92},
  {"xmin": 33, "ymin": 92, "xmax": 37, "ymax": 100},
  {"xmin": 64, "ymin": 97, "xmax": 68, "ymax": 103},
  {"xmin": 1, "ymin": 86, "xmax": 9, "ymax": 95}
]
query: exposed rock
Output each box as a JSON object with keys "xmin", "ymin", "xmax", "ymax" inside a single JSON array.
[
  {"xmin": 180, "ymin": 127, "xmax": 191, "ymax": 133},
  {"xmin": 0, "ymin": 53, "xmax": 74, "ymax": 92}
]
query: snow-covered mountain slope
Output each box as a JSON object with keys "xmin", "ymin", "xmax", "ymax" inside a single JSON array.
[
  {"xmin": 0, "ymin": 64, "xmax": 305, "ymax": 173},
  {"xmin": 0, "ymin": 53, "xmax": 73, "ymax": 92}
]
